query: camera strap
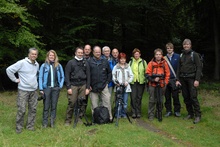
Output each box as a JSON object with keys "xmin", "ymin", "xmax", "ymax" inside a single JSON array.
[{"xmin": 164, "ymin": 56, "xmax": 176, "ymax": 78}]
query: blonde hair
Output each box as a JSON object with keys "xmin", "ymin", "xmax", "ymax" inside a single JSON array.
[{"xmin": 45, "ymin": 50, "xmax": 59, "ymax": 67}]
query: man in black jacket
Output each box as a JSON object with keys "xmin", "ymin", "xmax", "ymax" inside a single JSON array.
[
  {"xmin": 176, "ymin": 39, "xmax": 202, "ymax": 124},
  {"xmin": 88, "ymin": 46, "xmax": 112, "ymax": 120},
  {"xmin": 64, "ymin": 47, "xmax": 90, "ymax": 125}
]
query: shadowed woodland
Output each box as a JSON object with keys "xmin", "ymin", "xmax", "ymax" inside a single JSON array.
[{"xmin": 1, "ymin": 0, "xmax": 220, "ymax": 90}]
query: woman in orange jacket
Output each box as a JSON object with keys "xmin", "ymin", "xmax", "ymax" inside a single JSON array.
[{"xmin": 145, "ymin": 48, "xmax": 170, "ymax": 121}]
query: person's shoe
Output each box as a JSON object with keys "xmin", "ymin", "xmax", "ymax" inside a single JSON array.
[
  {"xmin": 174, "ymin": 112, "xmax": 181, "ymax": 117},
  {"xmin": 136, "ymin": 114, "xmax": 141, "ymax": 118},
  {"xmin": 148, "ymin": 117, "xmax": 154, "ymax": 121},
  {"xmin": 193, "ymin": 117, "xmax": 201, "ymax": 124},
  {"xmin": 27, "ymin": 127, "xmax": 35, "ymax": 131},
  {"xmin": 121, "ymin": 116, "xmax": 127, "ymax": 118},
  {"xmin": 16, "ymin": 129, "xmax": 22, "ymax": 134},
  {"xmin": 115, "ymin": 115, "xmax": 121, "ymax": 119},
  {"xmin": 131, "ymin": 114, "xmax": 136, "ymax": 118},
  {"xmin": 42, "ymin": 124, "xmax": 47, "ymax": 128},
  {"xmin": 64, "ymin": 122, "xmax": 70, "ymax": 126},
  {"xmin": 51, "ymin": 124, "xmax": 55, "ymax": 128},
  {"xmin": 164, "ymin": 112, "xmax": 172, "ymax": 117},
  {"xmin": 183, "ymin": 115, "xmax": 194, "ymax": 120}
]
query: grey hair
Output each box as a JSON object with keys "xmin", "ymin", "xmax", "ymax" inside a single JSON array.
[
  {"xmin": 29, "ymin": 47, "xmax": 38, "ymax": 54},
  {"xmin": 182, "ymin": 39, "xmax": 192, "ymax": 45},
  {"xmin": 102, "ymin": 46, "xmax": 111, "ymax": 52}
]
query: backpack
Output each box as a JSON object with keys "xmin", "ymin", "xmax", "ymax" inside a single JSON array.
[
  {"xmin": 93, "ymin": 106, "xmax": 110, "ymax": 124},
  {"xmin": 180, "ymin": 51, "xmax": 204, "ymax": 77}
]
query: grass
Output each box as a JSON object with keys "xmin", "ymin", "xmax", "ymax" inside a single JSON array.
[{"xmin": 0, "ymin": 82, "xmax": 220, "ymax": 147}]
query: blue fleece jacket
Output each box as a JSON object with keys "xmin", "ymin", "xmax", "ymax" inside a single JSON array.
[{"xmin": 166, "ymin": 53, "xmax": 180, "ymax": 79}]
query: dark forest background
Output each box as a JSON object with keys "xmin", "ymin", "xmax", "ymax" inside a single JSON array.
[{"xmin": 1, "ymin": 0, "xmax": 220, "ymax": 90}]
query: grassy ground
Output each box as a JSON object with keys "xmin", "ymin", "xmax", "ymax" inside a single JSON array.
[{"xmin": 0, "ymin": 82, "xmax": 220, "ymax": 147}]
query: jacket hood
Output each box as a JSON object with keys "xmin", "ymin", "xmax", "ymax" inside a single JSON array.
[
  {"xmin": 115, "ymin": 63, "xmax": 129, "ymax": 69},
  {"xmin": 25, "ymin": 57, "xmax": 38, "ymax": 65}
]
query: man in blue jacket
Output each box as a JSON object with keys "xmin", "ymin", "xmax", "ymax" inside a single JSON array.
[{"xmin": 164, "ymin": 43, "xmax": 181, "ymax": 117}]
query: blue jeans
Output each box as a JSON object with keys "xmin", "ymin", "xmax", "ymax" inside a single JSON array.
[{"xmin": 115, "ymin": 92, "xmax": 128, "ymax": 117}]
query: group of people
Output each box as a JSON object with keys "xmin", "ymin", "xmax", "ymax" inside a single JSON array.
[{"xmin": 6, "ymin": 38, "xmax": 202, "ymax": 134}]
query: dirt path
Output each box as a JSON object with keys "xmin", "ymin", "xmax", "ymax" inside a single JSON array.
[{"xmin": 136, "ymin": 119, "xmax": 194, "ymax": 147}]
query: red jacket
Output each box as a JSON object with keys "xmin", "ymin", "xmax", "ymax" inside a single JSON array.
[{"xmin": 146, "ymin": 57, "xmax": 170, "ymax": 87}]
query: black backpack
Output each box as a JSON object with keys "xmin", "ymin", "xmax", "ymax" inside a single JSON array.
[{"xmin": 93, "ymin": 106, "xmax": 110, "ymax": 124}]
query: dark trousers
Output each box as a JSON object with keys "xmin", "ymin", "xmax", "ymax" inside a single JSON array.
[
  {"xmin": 130, "ymin": 82, "xmax": 145, "ymax": 116},
  {"xmin": 180, "ymin": 77, "xmax": 201, "ymax": 117},
  {"xmin": 43, "ymin": 87, "xmax": 60, "ymax": 126},
  {"xmin": 164, "ymin": 80, "xmax": 181, "ymax": 113}
]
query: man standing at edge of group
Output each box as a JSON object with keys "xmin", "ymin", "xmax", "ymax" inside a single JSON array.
[
  {"xmin": 6, "ymin": 48, "xmax": 39, "ymax": 134},
  {"xmin": 164, "ymin": 43, "xmax": 181, "ymax": 117},
  {"xmin": 64, "ymin": 47, "xmax": 90, "ymax": 126},
  {"xmin": 176, "ymin": 38, "xmax": 202, "ymax": 124},
  {"xmin": 88, "ymin": 46, "xmax": 113, "ymax": 120}
]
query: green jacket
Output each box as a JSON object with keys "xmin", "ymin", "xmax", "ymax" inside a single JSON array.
[{"xmin": 129, "ymin": 57, "xmax": 147, "ymax": 84}]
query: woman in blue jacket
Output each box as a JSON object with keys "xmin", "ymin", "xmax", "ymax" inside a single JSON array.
[{"xmin": 39, "ymin": 50, "xmax": 64, "ymax": 128}]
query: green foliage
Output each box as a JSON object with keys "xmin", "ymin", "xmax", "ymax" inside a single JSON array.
[{"xmin": 0, "ymin": 0, "xmax": 45, "ymax": 65}]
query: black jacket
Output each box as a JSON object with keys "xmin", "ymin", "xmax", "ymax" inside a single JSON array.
[
  {"xmin": 88, "ymin": 57, "xmax": 112, "ymax": 92},
  {"xmin": 176, "ymin": 49, "xmax": 202, "ymax": 81},
  {"xmin": 65, "ymin": 58, "xmax": 90, "ymax": 89}
]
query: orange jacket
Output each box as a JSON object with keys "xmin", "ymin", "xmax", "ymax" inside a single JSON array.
[{"xmin": 145, "ymin": 57, "xmax": 170, "ymax": 87}]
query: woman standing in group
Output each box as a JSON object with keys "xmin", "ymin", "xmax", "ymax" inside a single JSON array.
[
  {"xmin": 112, "ymin": 53, "xmax": 133, "ymax": 118},
  {"xmin": 129, "ymin": 48, "xmax": 147, "ymax": 118},
  {"xmin": 39, "ymin": 50, "xmax": 64, "ymax": 128}
]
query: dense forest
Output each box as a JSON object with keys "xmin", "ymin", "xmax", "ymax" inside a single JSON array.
[{"xmin": 0, "ymin": 0, "xmax": 220, "ymax": 90}]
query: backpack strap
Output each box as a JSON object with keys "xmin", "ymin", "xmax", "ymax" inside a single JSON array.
[
  {"xmin": 130, "ymin": 58, "xmax": 145, "ymax": 69},
  {"xmin": 164, "ymin": 56, "xmax": 176, "ymax": 78}
]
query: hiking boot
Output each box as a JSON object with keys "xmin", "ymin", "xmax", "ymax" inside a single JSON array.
[
  {"xmin": 174, "ymin": 112, "xmax": 181, "ymax": 117},
  {"xmin": 27, "ymin": 127, "xmax": 35, "ymax": 131},
  {"xmin": 64, "ymin": 122, "xmax": 71, "ymax": 126},
  {"xmin": 193, "ymin": 117, "xmax": 201, "ymax": 124},
  {"xmin": 42, "ymin": 124, "xmax": 47, "ymax": 128},
  {"xmin": 183, "ymin": 115, "xmax": 194, "ymax": 120},
  {"xmin": 136, "ymin": 114, "xmax": 141, "ymax": 118},
  {"xmin": 16, "ymin": 129, "xmax": 22, "ymax": 134},
  {"xmin": 164, "ymin": 112, "xmax": 172, "ymax": 117},
  {"xmin": 131, "ymin": 114, "xmax": 136, "ymax": 118},
  {"xmin": 148, "ymin": 117, "xmax": 154, "ymax": 121},
  {"xmin": 121, "ymin": 116, "xmax": 127, "ymax": 118}
]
